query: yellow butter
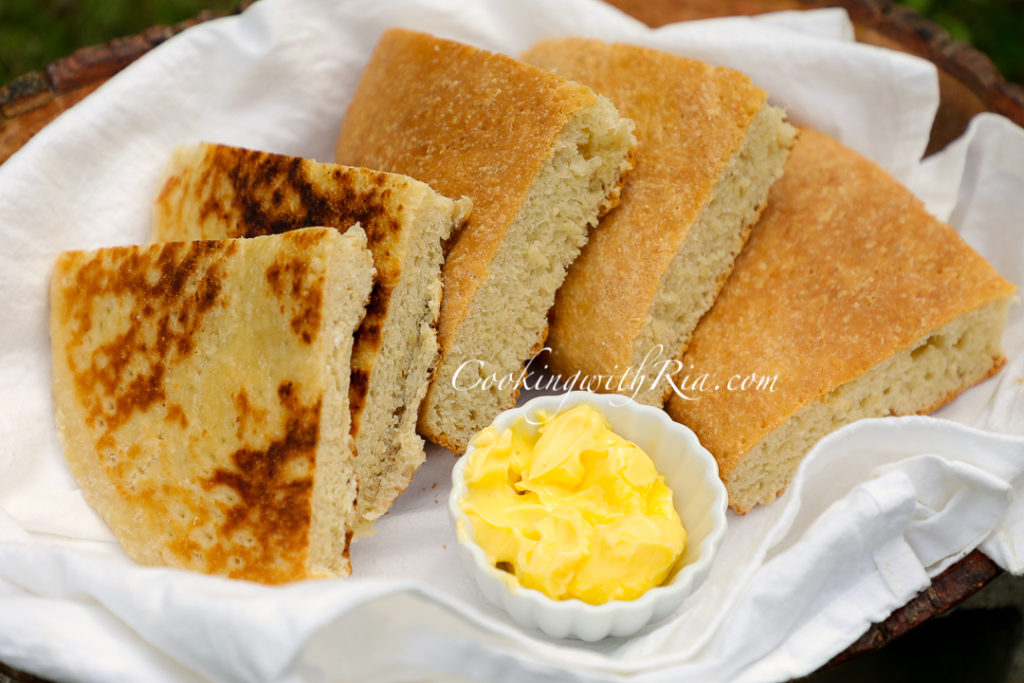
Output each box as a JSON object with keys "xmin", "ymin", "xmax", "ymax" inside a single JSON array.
[{"xmin": 460, "ymin": 403, "xmax": 686, "ymax": 604}]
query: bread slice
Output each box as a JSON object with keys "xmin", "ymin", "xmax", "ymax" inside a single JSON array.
[
  {"xmin": 334, "ymin": 29, "xmax": 637, "ymax": 452},
  {"xmin": 49, "ymin": 228, "xmax": 374, "ymax": 583},
  {"xmin": 666, "ymin": 129, "xmax": 1017, "ymax": 514},
  {"xmin": 152, "ymin": 143, "xmax": 469, "ymax": 534},
  {"xmin": 521, "ymin": 39, "xmax": 796, "ymax": 407}
]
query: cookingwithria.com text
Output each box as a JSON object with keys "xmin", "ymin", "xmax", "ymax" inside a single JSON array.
[{"xmin": 451, "ymin": 345, "xmax": 778, "ymax": 403}]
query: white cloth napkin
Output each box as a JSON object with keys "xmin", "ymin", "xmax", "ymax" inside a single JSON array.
[{"xmin": 1, "ymin": 0, "xmax": 1022, "ymax": 680}]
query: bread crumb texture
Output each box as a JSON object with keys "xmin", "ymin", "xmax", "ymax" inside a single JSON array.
[
  {"xmin": 336, "ymin": 29, "xmax": 636, "ymax": 451},
  {"xmin": 523, "ymin": 39, "xmax": 795, "ymax": 406},
  {"xmin": 668, "ymin": 129, "xmax": 1016, "ymax": 513}
]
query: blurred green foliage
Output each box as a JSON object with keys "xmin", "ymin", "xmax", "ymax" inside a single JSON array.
[
  {"xmin": 0, "ymin": 0, "xmax": 238, "ymax": 85},
  {"xmin": 901, "ymin": 0, "xmax": 1024, "ymax": 83},
  {"xmin": 0, "ymin": 1, "xmax": 1021, "ymax": 87}
]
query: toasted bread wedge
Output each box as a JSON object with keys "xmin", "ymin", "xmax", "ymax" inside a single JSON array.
[
  {"xmin": 153, "ymin": 143, "xmax": 468, "ymax": 533},
  {"xmin": 667, "ymin": 130, "xmax": 1016, "ymax": 513},
  {"xmin": 523, "ymin": 39, "xmax": 796, "ymax": 406},
  {"xmin": 335, "ymin": 29, "xmax": 637, "ymax": 452},
  {"xmin": 50, "ymin": 228, "xmax": 373, "ymax": 582}
]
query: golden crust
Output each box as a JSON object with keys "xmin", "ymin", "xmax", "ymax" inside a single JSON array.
[
  {"xmin": 153, "ymin": 142, "xmax": 439, "ymax": 437},
  {"xmin": 333, "ymin": 28, "xmax": 601, "ymax": 357},
  {"xmin": 667, "ymin": 129, "xmax": 1017, "ymax": 480},
  {"xmin": 522, "ymin": 38, "xmax": 768, "ymax": 378},
  {"xmin": 49, "ymin": 229, "xmax": 368, "ymax": 584}
]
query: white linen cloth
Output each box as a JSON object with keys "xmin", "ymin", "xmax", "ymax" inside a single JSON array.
[{"xmin": 0, "ymin": 0, "xmax": 1022, "ymax": 680}]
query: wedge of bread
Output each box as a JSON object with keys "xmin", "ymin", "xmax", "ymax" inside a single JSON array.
[
  {"xmin": 50, "ymin": 228, "xmax": 374, "ymax": 583},
  {"xmin": 522, "ymin": 39, "xmax": 796, "ymax": 406},
  {"xmin": 334, "ymin": 29, "xmax": 637, "ymax": 452},
  {"xmin": 667, "ymin": 129, "xmax": 1017, "ymax": 514},
  {"xmin": 152, "ymin": 143, "xmax": 469, "ymax": 534}
]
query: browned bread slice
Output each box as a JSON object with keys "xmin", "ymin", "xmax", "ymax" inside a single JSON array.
[
  {"xmin": 667, "ymin": 129, "xmax": 1017, "ymax": 513},
  {"xmin": 522, "ymin": 38, "xmax": 796, "ymax": 406},
  {"xmin": 334, "ymin": 28, "xmax": 637, "ymax": 452},
  {"xmin": 49, "ymin": 228, "xmax": 374, "ymax": 583},
  {"xmin": 152, "ymin": 143, "xmax": 468, "ymax": 534}
]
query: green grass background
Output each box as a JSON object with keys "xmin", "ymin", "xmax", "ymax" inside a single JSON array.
[
  {"xmin": 0, "ymin": 0, "xmax": 1021, "ymax": 87},
  {"xmin": 0, "ymin": 0, "xmax": 238, "ymax": 85}
]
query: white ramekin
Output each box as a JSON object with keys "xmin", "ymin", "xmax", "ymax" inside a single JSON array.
[{"xmin": 448, "ymin": 391, "xmax": 728, "ymax": 641}]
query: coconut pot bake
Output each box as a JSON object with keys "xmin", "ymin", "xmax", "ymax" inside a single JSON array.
[
  {"xmin": 667, "ymin": 129, "xmax": 1017, "ymax": 514},
  {"xmin": 522, "ymin": 39, "xmax": 796, "ymax": 406},
  {"xmin": 153, "ymin": 143, "xmax": 469, "ymax": 533},
  {"xmin": 334, "ymin": 29, "xmax": 637, "ymax": 452},
  {"xmin": 49, "ymin": 228, "xmax": 374, "ymax": 583}
]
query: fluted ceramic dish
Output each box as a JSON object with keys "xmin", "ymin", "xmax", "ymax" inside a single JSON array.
[{"xmin": 449, "ymin": 391, "xmax": 728, "ymax": 641}]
